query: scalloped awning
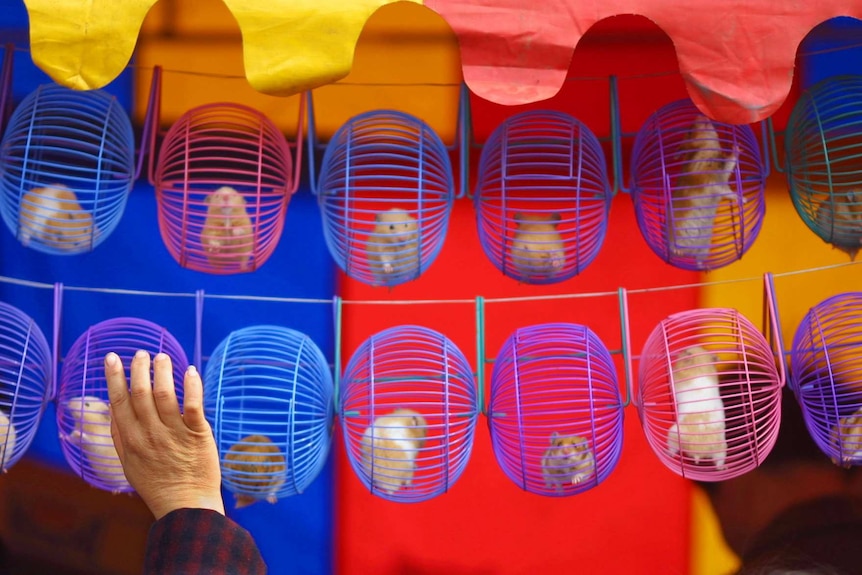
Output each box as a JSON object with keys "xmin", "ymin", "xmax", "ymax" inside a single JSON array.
[{"xmin": 22, "ymin": 0, "xmax": 862, "ymax": 124}]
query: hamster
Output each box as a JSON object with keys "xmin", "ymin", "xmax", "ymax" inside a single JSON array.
[
  {"xmin": 19, "ymin": 184, "xmax": 98, "ymax": 250},
  {"xmin": 510, "ymin": 211, "xmax": 566, "ymax": 277},
  {"xmin": 64, "ymin": 395, "xmax": 130, "ymax": 492},
  {"xmin": 666, "ymin": 345, "xmax": 728, "ymax": 470},
  {"xmin": 814, "ymin": 189, "xmax": 862, "ymax": 261},
  {"xmin": 223, "ymin": 434, "xmax": 287, "ymax": 509},
  {"xmin": 0, "ymin": 409, "xmax": 17, "ymax": 471},
  {"xmin": 366, "ymin": 208, "xmax": 420, "ymax": 279},
  {"xmin": 829, "ymin": 406, "xmax": 862, "ymax": 468},
  {"xmin": 360, "ymin": 408, "xmax": 427, "ymax": 495},
  {"xmin": 201, "ymin": 186, "xmax": 255, "ymax": 270},
  {"xmin": 541, "ymin": 432, "xmax": 595, "ymax": 491},
  {"xmin": 668, "ymin": 116, "xmax": 741, "ymax": 266}
]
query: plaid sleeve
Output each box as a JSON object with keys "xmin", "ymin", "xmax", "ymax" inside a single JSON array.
[{"xmin": 144, "ymin": 508, "xmax": 267, "ymax": 575}]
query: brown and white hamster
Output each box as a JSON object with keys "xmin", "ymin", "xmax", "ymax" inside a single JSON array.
[
  {"xmin": 366, "ymin": 208, "xmax": 420, "ymax": 278},
  {"xmin": 830, "ymin": 406, "xmax": 862, "ymax": 468},
  {"xmin": 201, "ymin": 186, "xmax": 254, "ymax": 270},
  {"xmin": 19, "ymin": 184, "xmax": 98, "ymax": 250},
  {"xmin": 360, "ymin": 408, "xmax": 427, "ymax": 495},
  {"xmin": 223, "ymin": 434, "xmax": 287, "ymax": 509},
  {"xmin": 510, "ymin": 211, "xmax": 566, "ymax": 277},
  {"xmin": 541, "ymin": 432, "xmax": 595, "ymax": 490}
]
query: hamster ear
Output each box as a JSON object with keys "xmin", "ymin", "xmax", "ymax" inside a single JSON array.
[
  {"xmin": 550, "ymin": 431, "xmax": 559, "ymax": 443},
  {"xmin": 513, "ymin": 212, "xmax": 525, "ymax": 222},
  {"xmin": 375, "ymin": 212, "xmax": 383, "ymax": 223},
  {"xmin": 550, "ymin": 212, "xmax": 561, "ymax": 223}
]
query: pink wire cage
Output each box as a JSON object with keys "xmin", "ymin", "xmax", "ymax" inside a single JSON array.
[
  {"xmin": 636, "ymin": 296, "xmax": 784, "ymax": 481},
  {"xmin": 146, "ymin": 67, "xmax": 302, "ymax": 275},
  {"xmin": 487, "ymin": 323, "xmax": 624, "ymax": 496},
  {"xmin": 790, "ymin": 292, "xmax": 862, "ymax": 468},
  {"xmin": 0, "ymin": 300, "xmax": 52, "ymax": 473},
  {"xmin": 630, "ymin": 99, "xmax": 766, "ymax": 271},
  {"xmin": 340, "ymin": 325, "xmax": 478, "ymax": 503},
  {"xmin": 56, "ymin": 317, "xmax": 188, "ymax": 493}
]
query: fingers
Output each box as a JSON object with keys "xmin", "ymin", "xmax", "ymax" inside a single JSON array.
[
  {"xmin": 104, "ymin": 352, "xmax": 135, "ymax": 425},
  {"xmin": 129, "ymin": 350, "xmax": 159, "ymax": 425},
  {"xmin": 181, "ymin": 365, "xmax": 210, "ymax": 434},
  {"xmin": 152, "ymin": 353, "xmax": 183, "ymax": 428}
]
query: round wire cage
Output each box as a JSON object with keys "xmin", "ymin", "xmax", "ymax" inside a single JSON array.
[
  {"xmin": 317, "ymin": 110, "xmax": 455, "ymax": 288},
  {"xmin": 475, "ymin": 111, "xmax": 611, "ymax": 284},
  {"xmin": 487, "ymin": 323, "xmax": 624, "ymax": 496},
  {"xmin": 56, "ymin": 317, "xmax": 188, "ymax": 493},
  {"xmin": 0, "ymin": 83, "xmax": 134, "ymax": 255},
  {"xmin": 636, "ymin": 308, "xmax": 782, "ymax": 480},
  {"xmin": 0, "ymin": 302, "xmax": 52, "ymax": 472},
  {"xmin": 630, "ymin": 99, "xmax": 766, "ymax": 271},
  {"xmin": 790, "ymin": 292, "xmax": 862, "ymax": 467},
  {"xmin": 786, "ymin": 76, "xmax": 862, "ymax": 260},
  {"xmin": 340, "ymin": 325, "xmax": 477, "ymax": 502},
  {"xmin": 153, "ymin": 103, "xmax": 293, "ymax": 274},
  {"xmin": 203, "ymin": 325, "xmax": 334, "ymax": 508}
]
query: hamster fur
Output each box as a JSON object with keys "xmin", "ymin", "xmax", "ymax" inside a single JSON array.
[
  {"xmin": 669, "ymin": 115, "xmax": 741, "ymax": 266},
  {"xmin": 64, "ymin": 395, "xmax": 130, "ymax": 491},
  {"xmin": 541, "ymin": 432, "xmax": 595, "ymax": 490},
  {"xmin": 201, "ymin": 186, "xmax": 255, "ymax": 270},
  {"xmin": 666, "ymin": 345, "xmax": 728, "ymax": 470},
  {"xmin": 223, "ymin": 434, "xmax": 287, "ymax": 508},
  {"xmin": 360, "ymin": 408, "xmax": 428, "ymax": 495},
  {"xmin": 510, "ymin": 211, "xmax": 566, "ymax": 277},
  {"xmin": 366, "ymin": 208, "xmax": 420, "ymax": 279},
  {"xmin": 830, "ymin": 406, "xmax": 862, "ymax": 468},
  {"xmin": 19, "ymin": 184, "xmax": 98, "ymax": 250}
]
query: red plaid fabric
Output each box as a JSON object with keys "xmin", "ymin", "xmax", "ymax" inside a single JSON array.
[{"xmin": 144, "ymin": 508, "xmax": 266, "ymax": 574}]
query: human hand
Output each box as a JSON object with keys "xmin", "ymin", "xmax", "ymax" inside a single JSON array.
[{"xmin": 104, "ymin": 349, "xmax": 225, "ymax": 520}]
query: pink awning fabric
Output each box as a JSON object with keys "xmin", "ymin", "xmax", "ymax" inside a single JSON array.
[{"xmin": 22, "ymin": 0, "xmax": 862, "ymax": 124}]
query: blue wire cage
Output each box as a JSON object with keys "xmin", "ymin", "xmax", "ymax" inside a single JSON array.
[
  {"xmin": 56, "ymin": 317, "xmax": 188, "ymax": 493},
  {"xmin": 790, "ymin": 292, "xmax": 862, "ymax": 467},
  {"xmin": 636, "ymin": 308, "xmax": 783, "ymax": 481},
  {"xmin": 316, "ymin": 110, "xmax": 455, "ymax": 288},
  {"xmin": 203, "ymin": 325, "xmax": 334, "ymax": 508},
  {"xmin": 0, "ymin": 301, "xmax": 51, "ymax": 472},
  {"xmin": 340, "ymin": 325, "xmax": 477, "ymax": 502},
  {"xmin": 630, "ymin": 99, "xmax": 766, "ymax": 271},
  {"xmin": 475, "ymin": 111, "xmax": 611, "ymax": 284},
  {"xmin": 0, "ymin": 83, "xmax": 134, "ymax": 254},
  {"xmin": 487, "ymin": 323, "xmax": 624, "ymax": 496},
  {"xmin": 786, "ymin": 76, "xmax": 862, "ymax": 260}
]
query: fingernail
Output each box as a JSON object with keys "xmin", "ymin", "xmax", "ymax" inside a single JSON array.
[
  {"xmin": 135, "ymin": 350, "xmax": 148, "ymax": 360},
  {"xmin": 154, "ymin": 352, "xmax": 168, "ymax": 362},
  {"xmin": 105, "ymin": 353, "xmax": 119, "ymax": 367},
  {"xmin": 187, "ymin": 365, "xmax": 198, "ymax": 376}
]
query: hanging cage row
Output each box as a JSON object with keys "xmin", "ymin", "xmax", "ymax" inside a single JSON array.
[
  {"xmin": 0, "ymin": 284, "xmax": 856, "ymax": 502},
  {"xmin": 1, "ymin": 48, "xmax": 859, "ymax": 279}
]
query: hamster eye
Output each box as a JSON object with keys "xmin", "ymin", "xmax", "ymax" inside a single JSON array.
[
  {"xmin": 83, "ymin": 402, "xmax": 90, "ymax": 408},
  {"xmin": 389, "ymin": 224, "xmax": 395, "ymax": 231}
]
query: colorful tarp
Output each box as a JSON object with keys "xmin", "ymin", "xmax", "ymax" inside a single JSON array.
[{"xmin": 23, "ymin": 0, "xmax": 862, "ymax": 123}]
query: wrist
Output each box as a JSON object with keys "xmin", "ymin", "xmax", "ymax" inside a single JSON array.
[{"xmin": 148, "ymin": 491, "xmax": 226, "ymax": 521}]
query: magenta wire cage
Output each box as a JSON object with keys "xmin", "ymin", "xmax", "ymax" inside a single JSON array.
[
  {"xmin": 315, "ymin": 110, "xmax": 455, "ymax": 288},
  {"xmin": 0, "ymin": 82, "xmax": 134, "ymax": 255},
  {"xmin": 636, "ymin": 307, "xmax": 783, "ymax": 481},
  {"xmin": 474, "ymin": 111, "xmax": 611, "ymax": 285},
  {"xmin": 340, "ymin": 325, "xmax": 478, "ymax": 502},
  {"xmin": 56, "ymin": 317, "xmax": 188, "ymax": 493},
  {"xmin": 148, "ymin": 69, "xmax": 301, "ymax": 275},
  {"xmin": 630, "ymin": 99, "xmax": 766, "ymax": 271},
  {"xmin": 790, "ymin": 292, "xmax": 862, "ymax": 467},
  {"xmin": 487, "ymin": 323, "xmax": 624, "ymax": 496},
  {"xmin": 203, "ymin": 325, "xmax": 334, "ymax": 506},
  {"xmin": 0, "ymin": 301, "xmax": 52, "ymax": 472},
  {"xmin": 785, "ymin": 76, "xmax": 862, "ymax": 260}
]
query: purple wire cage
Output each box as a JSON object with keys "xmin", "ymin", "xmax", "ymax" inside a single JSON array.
[
  {"xmin": 636, "ymin": 308, "xmax": 782, "ymax": 481},
  {"xmin": 340, "ymin": 325, "xmax": 478, "ymax": 502},
  {"xmin": 203, "ymin": 325, "xmax": 334, "ymax": 508},
  {"xmin": 152, "ymin": 102, "xmax": 295, "ymax": 275},
  {"xmin": 0, "ymin": 301, "xmax": 51, "ymax": 472},
  {"xmin": 316, "ymin": 110, "xmax": 455, "ymax": 288},
  {"xmin": 790, "ymin": 292, "xmax": 862, "ymax": 467},
  {"xmin": 488, "ymin": 323, "xmax": 624, "ymax": 496},
  {"xmin": 56, "ymin": 317, "xmax": 188, "ymax": 493},
  {"xmin": 785, "ymin": 76, "xmax": 862, "ymax": 261},
  {"xmin": 475, "ymin": 111, "xmax": 611, "ymax": 285},
  {"xmin": 630, "ymin": 99, "xmax": 766, "ymax": 271},
  {"xmin": 0, "ymin": 84, "xmax": 134, "ymax": 255}
]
